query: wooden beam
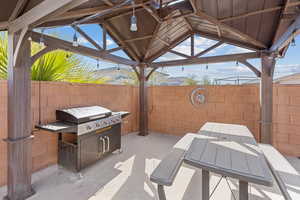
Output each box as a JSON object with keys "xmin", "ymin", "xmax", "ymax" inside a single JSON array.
[
  {"xmin": 193, "ymin": 30, "xmax": 260, "ymax": 51},
  {"xmin": 144, "ymin": 23, "xmax": 162, "ymax": 60},
  {"xmin": 169, "ymin": 49, "xmax": 191, "ymax": 59},
  {"xmin": 102, "ymin": 0, "xmax": 114, "ymax": 7},
  {"xmin": 139, "ymin": 65, "xmax": 148, "ymax": 136},
  {"xmin": 5, "ymin": 30, "xmax": 35, "ymax": 200},
  {"xmin": 193, "ymin": 12, "xmax": 267, "ymax": 49},
  {"xmin": 30, "ymin": 31, "xmax": 138, "ymax": 66},
  {"xmin": 260, "ymin": 55, "xmax": 276, "ymax": 144},
  {"xmin": 0, "ymin": 21, "xmax": 9, "ymax": 30},
  {"xmin": 9, "ymin": 0, "xmax": 88, "ymax": 33},
  {"xmin": 151, "ymin": 52, "xmax": 261, "ymax": 67},
  {"xmin": 220, "ymin": 2, "xmax": 300, "ymax": 23},
  {"xmin": 124, "ymin": 35, "xmax": 153, "ymax": 43},
  {"xmin": 142, "ymin": 4, "xmax": 163, "ymax": 23},
  {"xmin": 270, "ymin": 15, "xmax": 300, "ymax": 51},
  {"xmin": 31, "ymin": 46, "xmax": 58, "ymax": 64},
  {"xmin": 191, "ymin": 34, "xmax": 194, "ymax": 56},
  {"xmin": 238, "ymin": 60, "xmax": 261, "ymax": 77},
  {"xmin": 101, "ymin": 22, "xmax": 140, "ymax": 62},
  {"xmin": 193, "ymin": 41, "xmax": 223, "ymax": 58},
  {"xmin": 146, "ymin": 67, "xmax": 158, "ymax": 80},
  {"xmin": 9, "ymin": 0, "xmax": 29, "ymax": 21},
  {"xmin": 107, "ymin": 46, "xmax": 123, "ymax": 53},
  {"xmin": 72, "ymin": 25, "xmax": 102, "ymax": 50}
]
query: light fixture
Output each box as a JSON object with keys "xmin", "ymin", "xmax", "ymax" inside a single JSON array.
[
  {"xmin": 73, "ymin": 30, "xmax": 79, "ymax": 47},
  {"xmin": 236, "ymin": 61, "xmax": 239, "ymax": 67},
  {"xmin": 117, "ymin": 64, "xmax": 120, "ymax": 70},
  {"xmin": 181, "ymin": 65, "xmax": 184, "ymax": 71},
  {"xmin": 206, "ymin": 64, "xmax": 208, "ymax": 70},
  {"xmin": 291, "ymin": 38, "xmax": 296, "ymax": 47},
  {"xmin": 130, "ymin": 2, "xmax": 137, "ymax": 32},
  {"xmin": 39, "ymin": 28, "xmax": 45, "ymax": 46},
  {"xmin": 96, "ymin": 59, "xmax": 99, "ymax": 68}
]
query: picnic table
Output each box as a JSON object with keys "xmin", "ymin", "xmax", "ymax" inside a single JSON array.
[{"xmin": 184, "ymin": 122, "xmax": 273, "ymax": 200}]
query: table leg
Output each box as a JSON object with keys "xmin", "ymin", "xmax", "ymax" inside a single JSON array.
[
  {"xmin": 239, "ymin": 180, "xmax": 248, "ymax": 200},
  {"xmin": 202, "ymin": 169, "xmax": 209, "ymax": 200}
]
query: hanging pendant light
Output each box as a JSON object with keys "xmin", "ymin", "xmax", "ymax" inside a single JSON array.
[
  {"xmin": 130, "ymin": 2, "xmax": 137, "ymax": 32},
  {"xmin": 96, "ymin": 59, "xmax": 100, "ymax": 68},
  {"xmin": 206, "ymin": 64, "xmax": 208, "ymax": 70},
  {"xmin": 117, "ymin": 64, "xmax": 120, "ymax": 70},
  {"xmin": 73, "ymin": 30, "xmax": 79, "ymax": 47},
  {"xmin": 236, "ymin": 61, "xmax": 239, "ymax": 67},
  {"xmin": 181, "ymin": 65, "xmax": 184, "ymax": 71},
  {"xmin": 39, "ymin": 28, "xmax": 45, "ymax": 46}
]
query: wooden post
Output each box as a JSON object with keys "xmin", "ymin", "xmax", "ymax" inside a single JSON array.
[
  {"xmin": 4, "ymin": 31, "xmax": 34, "ymax": 200},
  {"xmin": 260, "ymin": 54, "xmax": 276, "ymax": 144},
  {"xmin": 139, "ymin": 65, "xmax": 148, "ymax": 136}
]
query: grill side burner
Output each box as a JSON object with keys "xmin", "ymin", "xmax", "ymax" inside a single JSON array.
[{"xmin": 36, "ymin": 106, "xmax": 129, "ymax": 172}]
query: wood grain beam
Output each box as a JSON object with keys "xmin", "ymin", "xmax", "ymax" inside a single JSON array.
[
  {"xmin": 151, "ymin": 52, "xmax": 261, "ymax": 67},
  {"xmin": 142, "ymin": 4, "xmax": 163, "ymax": 23},
  {"xmin": 143, "ymin": 23, "xmax": 162, "ymax": 60},
  {"xmin": 9, "ymin": 0, "xmax": 29, "ymax": 21},
  {"xmin": 72, "ymin": 25, "xmax": 102, "ymax": 50},
  {"xmin": 238, "ymin": 60, "xmax": 261, "ymax": 77},
  {"xmin": 220, "ymin": 1, "xmax": 300, "ymax": 23},
  {"xmin": 124, "ymin": 35, "xmax": 153, "ymax": 43},
  {"xmin": 30, "ymin": 31, "xmax": 138, "ymax": 66},
  {"xmin": 31, "ymin": 46, "xmax": 58, "ymax": 64},
  {"xmin": 169, "ymin": 49, "xmax": 191, "ymax": 59},
  {"xmin": 102, "ymin": 0, "xmax": 114, "ymax": 7},
  {"xmin": 270, "ymin": 15, "xmax": 300, "ymax": 51},
  {"xmin": 193, "ymin": 12, "xmax": 267, "ymax": 49},
  {"xmin": 9, "ymin": 0, "xmax": 88, "ymax": 33},
  {"xmin": 101, "ymin": 22, "xmax": 140, "ymax": 61},
  {"xmin": 107, "ymin": 46, "xmax": 123, "ymax": 53},
  {"xmin": 193, "ymin": 41, "xmax": 223, "ymax": 57},
  {"xmin": 193, "ymin": 30, "xmax": 260, "ymax": 51}
]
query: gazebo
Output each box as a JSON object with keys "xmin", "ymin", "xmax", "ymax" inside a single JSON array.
[{"xmin": 0, "ymin": 0, "xmax": 300, "ymax": 199}]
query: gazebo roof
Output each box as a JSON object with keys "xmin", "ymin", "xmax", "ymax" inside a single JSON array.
[{"xmin": 1, "ymin": 0, "xmax": 300, "ymax": 63}]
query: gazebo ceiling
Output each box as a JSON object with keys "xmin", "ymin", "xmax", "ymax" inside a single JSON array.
[{"xmin": 1, "ymin": 0, "xmax": 300, "ymax": 62}]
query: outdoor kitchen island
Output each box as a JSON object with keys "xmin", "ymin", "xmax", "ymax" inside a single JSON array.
[{"xmin": 36, "ymin": 106, "xmax": 130, "ymax": 172}]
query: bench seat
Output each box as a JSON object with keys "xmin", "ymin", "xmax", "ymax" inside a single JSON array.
[{"xmin": 259, "ymin": 144, "xmax": 300, "ymax": 200}]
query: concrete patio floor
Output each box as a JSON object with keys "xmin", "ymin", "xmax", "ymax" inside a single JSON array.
[{"xmin": 1, "ymin": 132, "xmax": 299, "ymax": 200}]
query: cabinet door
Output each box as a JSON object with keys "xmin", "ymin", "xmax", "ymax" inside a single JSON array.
[
  {"xmin": 80, "ymin": 134, "xmax": 104, "ymax": 169},
  {"xmin": 105, "ymin": 124, "xmax": 121, "ymax": 153}
]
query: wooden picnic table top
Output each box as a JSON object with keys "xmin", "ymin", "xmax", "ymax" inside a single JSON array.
[{"xmin": 184, "ymin": 122, "xmax": 273, "ymax": 186}]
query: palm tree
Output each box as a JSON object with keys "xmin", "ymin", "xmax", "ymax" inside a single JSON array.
[{"xmin": 0, "ymin": 33, "xmax": 107, "ymax": 84}]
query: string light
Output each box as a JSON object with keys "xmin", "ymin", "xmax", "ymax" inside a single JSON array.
[
  {"xmin": 236, "ymin": 61, "xmax": 239, "ymax": 67},
  {"xmin": 39, "ymin": 28, "xmax": 45, "ymax": 46},
  {"xmin": 181, "ymin": 65, "xmax": 184, "ymax": 71},
  {"xmin": 130, "ymin": 2, "xmax": 137, "ymax": 31},
  {"xmin": 117, "ymin": 64, "xmax": 120, "ymax": 70},
  {"xmin": 96, "ymin": 59, "xmax": 100, "ymax": 68},
  {"xmin": 73, "ymin": 30, "xmax": 78, "ymax": 47},
  {"xmin": 206, "ymin": 63, "xmax": 208, "ymax": 70},
  {"xmin": 291, "ymin": 38, "xmax": 296, "ymax": 47}
]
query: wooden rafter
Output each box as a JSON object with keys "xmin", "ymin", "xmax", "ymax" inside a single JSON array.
[
  {"xmin": 0, "ymin": 21, "xmax": 9, "ymax": 30},
  {"xmin": 102, "ymin": 0, "xmax": 114, "ymax": 7},
  {"xmin": 193, "ymin": 30, "xmax": 260, "ymax": 51},
  {"xmin": 238, "ymin": 60, "xmax": 261, "ymax": 77},
  {"xmin": 30, "ymin": 31, "xmax": 138, "ymax": 66},
  {"xmin": 151, "ymin": 52, "xmax": 261, "ymax": 67},
  {"xmin": 193, "ymin": 41, "xmax": 223, "ymax": 58},
  {"xmin": 146, "ymin": 67, "xmax": 158, "ymax": 80},
  {"xmin": 107, "ymin": 46, "xmax": 123, "ymax": 53},
  {"xmin": 124, "ymin": 35, "xmax": 153, "ymax": 43},
  {"xmin": 31, "ymin": 46, "xmax": 58, "ymax": 64},
  {"xmin": 142, "ymin": 4, "xmax": 163, "ymax": 23},
  {"xmin": 169, "ymin": 49, "xmax": 191, "ymax": 59},
  {"xmin": 270, "ymin": 15, "xmax": 300, "ymax": 51},
  {"xmin": 9, "ymin": 0, "xmax": 29, "ymax": 21},
  {"xmin": 103, "ymin": 26, "xmax": 107, "ymax": 50},
  {"xmin": 220, "ymin": 1, "xmax": 300, "ymax": 23},
  {"xmin": 101, "ymin": 22, "xmax": 140, "ymax": 62},
  {"xmin": 9, "ymin": 0, "xmax": 89, "ymax": 33},
  {"xmin": 72, "ymin": 25, "xmax": 102, "ymax": 50},
  {"xmin": 193, "ymin": 12, "xmax": 267, "ymax": 49},
  {"xmin": 143, "ymin": 23, "xmax": 162, "ymax": 60}
]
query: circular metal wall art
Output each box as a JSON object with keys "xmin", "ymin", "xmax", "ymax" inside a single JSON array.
[{"xmin": 190, "ymin": 88, "xmax": 206, "ymax": 106}]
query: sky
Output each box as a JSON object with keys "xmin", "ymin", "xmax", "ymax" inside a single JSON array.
[{"xmin": 40, "ymin": 24, "xmax": 300, "ymax": 84}]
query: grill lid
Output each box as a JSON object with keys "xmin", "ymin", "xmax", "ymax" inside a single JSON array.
[{"xmin": 56, "ymin": 106, "xmax": 112, "ymax": 124}]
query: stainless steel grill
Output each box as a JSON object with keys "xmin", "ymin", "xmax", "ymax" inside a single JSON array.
[{"xmin": 36, "ymin": 106, "xmax": 129, "ymax": 171}]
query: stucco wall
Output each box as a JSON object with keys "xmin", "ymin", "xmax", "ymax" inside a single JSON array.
[{"xmin": 1, "ymin": 81, "xmax": 300, "ymax": 186}]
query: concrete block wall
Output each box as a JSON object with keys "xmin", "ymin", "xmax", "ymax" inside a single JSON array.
[
  {"xmin": 273, "ymin": 84, "xmax": 300, "ymax": 157},
  {"xmin": 148, "ymin": 85, "xmax": 261, "ymax": 140}
]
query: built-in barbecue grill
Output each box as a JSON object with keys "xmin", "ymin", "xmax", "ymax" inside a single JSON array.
[{"xmin": 36, "ymin": 106, "xmax": 129, "ymax": 172}]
